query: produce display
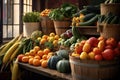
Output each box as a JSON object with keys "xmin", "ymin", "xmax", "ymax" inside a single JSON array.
[
  {"xmin": 71, "ymin": 36, "xmax": 120, "ymax": 61},
  {"xmin": 40, "ymin": 9, "xmax": 51, "ymax": 17},
  {"xmin": 98, "ymin": 12, "xmax": 120, "ymax": 24},
  {"xmin": 1, "ymin": 0, "xmax": 120, "ymax": 80}
]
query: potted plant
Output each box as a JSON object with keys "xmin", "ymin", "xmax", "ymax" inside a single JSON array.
[
  {"xmin": 48, "ymin": 3, "xmax": 78, "ymax": 35},
  {"xmin": 23, "ymin": 11, "xmax": 41, "ymax": 37}
]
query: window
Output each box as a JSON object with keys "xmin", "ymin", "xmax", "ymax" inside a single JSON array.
[{"xmin": 2, "ymin": 0, "xmax": 32, "ymax": 39}]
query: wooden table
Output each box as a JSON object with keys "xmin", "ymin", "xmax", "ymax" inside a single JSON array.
[{"xmin": 18, "ymin": 62, "xmax": 72, "ymax": 80}]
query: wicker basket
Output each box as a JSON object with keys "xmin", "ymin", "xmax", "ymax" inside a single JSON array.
[
  {"xmin": 101, "ymin": 3, "xmax": 120, "ymax": 16},
  {"xmin": 41, "ymin": 16, "xmax": 55, "ymax": 35},
  {"xmin": 97, "ymin": 24, "xmax": 120, "ymax": 41},
  {"xmin": 69, "ymin": 55, "xmax": 120, "ymax": 80},
  {"xmin": 53, "ymin": 20, "xmax": 71, "ymax": 36}
]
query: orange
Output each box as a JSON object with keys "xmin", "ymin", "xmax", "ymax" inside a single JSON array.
[
  {"xmin": 34, "ymin": 55, "xmax": 41, "ymax": 60},
  {"xmin": 41, "ymin": 60, "xmax": 48, "ymax": 68},
  {"xmin": 34, "ymin": 46, "xmax": 40, "ymax": 52},
  {"xmin": 25, "ymin": 52, "xmax": 30, "ymax": 56},
  {"xmin": 42, "ymin": 54, "xmax": 48, "ymax": 60},
  {"xmin": 33, "ymin": 58, "xmax": 41, "ymax": 66},
  {"xmin": 28, "ymin": 55, "xmax": 34, "ymax": 59},
  {"xmin": 53, "ymin": 40, "xmax": 58, "ymax": 46},
  {"xmin": 28, "ymin": 58, "xmax": 34, "ymax": 65},
  {"xmin": 48, "ymin": 52, "xmax": 54, "ymax": 56},
  {"xmin": 40, "ymin": 59, "xmax": 44, "ymax": 65},
  {"xmin": 22, "ymin": 56, "xmax": 29, "ymax": 63},
  {"xmin": 54, "ymin": 35, "xmax": 59, "ymax": 40},
  {"xmin": 40, "ymin": 38, "xmax": 47, "ymax": 44},
  {"xmin": 37, "ymin": 50, "xmax": 44, "ymax": 57},
  {"xmin": 42, "ymin": 35, "xmax": 48, "ymax": 39},
  {"xmin": 49, "ymin": 32, "xmax": 55, "ymax": 37},
  {"xmin": 43, "ymin": 48, "xmax": 50, "ymax": 55},
  {"xmin": 47, "ymin": 54, "xmax": 52, "ymax": 59},
  {"xmin": 29, "ymin": 49, "xmax": 36, "ymax": 56}
]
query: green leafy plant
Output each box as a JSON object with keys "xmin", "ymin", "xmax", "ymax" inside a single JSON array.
[
  {"xmin": 23, "ymin": 11, "xmax": 40, "ymax": 22},
  {"xmin": 49, "ymin": 3, "xmax": 78, "ymax": 21}
]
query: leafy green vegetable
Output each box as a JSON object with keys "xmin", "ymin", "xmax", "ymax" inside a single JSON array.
[
  {"xmin": 48, "ymin": 3, "xmax": 78, "ymax": 20},
  {"xmin": 23, "ymin": 11, "xmax": 40, "ymax": 22}
]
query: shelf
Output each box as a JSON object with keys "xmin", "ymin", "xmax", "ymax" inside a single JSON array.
[
  {"xmin": 18, "ymin": 62, "xmax": 72, "ymax": 80},
  {"xmin": 71, "ymin": 26, "xmax": 100, "ymax": 36}
]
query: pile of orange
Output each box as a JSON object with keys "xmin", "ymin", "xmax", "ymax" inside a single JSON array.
[
  {"xmin": 38, "ymin": 32, "xmax": 60, "ymax": 48},
  {"xmin": 40, "ymin": 9, "xmax": 51, "ymax": 17},
  {"xmin": 19, "ymin": 46, "xmax": 54, "ymax": 68}
]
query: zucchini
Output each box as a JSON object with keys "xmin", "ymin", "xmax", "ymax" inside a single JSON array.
[
  {"xmin": 98, "ymin": 15, "xmax": 105, "ymax": 23},
  {"xmin": 83, "ymin": 5, "xmax": 100, "ymax": 14},
  {"xmin": 78, "ymin": 14, "xmax": 99, "ymax": 26},
  {"xmin": 81, "ymin": 13, "xmax": 96, "ymax": 22}
]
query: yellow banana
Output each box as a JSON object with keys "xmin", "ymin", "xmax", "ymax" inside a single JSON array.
[
  {"xmin": 11, "ymin": 59, "xmax": 19, "ymax": 80},
  {"xmin": 2, "ymin": 42, "xmax": 20, "ymax": 64}
]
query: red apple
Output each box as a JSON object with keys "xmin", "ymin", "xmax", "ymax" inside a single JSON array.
[
  {"xmin": 93, "ymin": 47, "xmax": 101, "ymax": 55},
  {"xmin": 86, "ymin": 37, "xmax": 98, "ymax": 47},
  {"xmin": 17, "ymin": 54, "xmax": 25, "ymax": 62},
  {"xmin": 102, "ymin": 49, "xmax": 114, "ymax": 60},
  {"xmin": 106, "ymin": 37, "xmax": 117, "ymax": 47},
  {"xmin": 95, "ymin": 54, "xmax": 103, "ymax": 61}
]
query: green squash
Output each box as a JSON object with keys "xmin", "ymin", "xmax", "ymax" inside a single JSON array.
[
  {"xmin": 48, "ymin": 54, "xmax": 62, "ymax": 70},
  {"xmin": 56, "ymin": 59, "xmax": 71, "ymax": 73},
  {"xmin": 56, "ymin": 49, "xmax": 69, "ymax": 60}
]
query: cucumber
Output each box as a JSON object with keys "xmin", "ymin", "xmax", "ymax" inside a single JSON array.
[
  {"xmin": 78, "ymin": 14, "xmax": 99, "ymax": 26},
  {"xmin": 83, "ymin": 5, "xmax": 100, "ymax": 14},
  {"xmin": 80, "ymin": 8, "xmax": 89, "ymax": 15},
  {"xmin": 98, "ymin": 15, "xmax": 105, "ymax": 23},
  {"xmin": 110, "ymin": 16, "xmax": 119, "ymax": 24},
  {"xmin": 105, "ymin": 15, "xmax": 115, "ymax": 24},
  {"xmin": 103, "ymin": 12, "xmax": 113, "ymax": 23},
  {"xmin": 72, "ymin": 26, "xmax": 81, "ymax": 39},
  {"xmin": 81, "ymin": 13, "xmax": 96, "ymax": 22}
]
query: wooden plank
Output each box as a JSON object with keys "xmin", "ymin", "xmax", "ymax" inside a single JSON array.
[{"xmin": 18, "ymin": 62, "xmax": 72, "ymax": 80}]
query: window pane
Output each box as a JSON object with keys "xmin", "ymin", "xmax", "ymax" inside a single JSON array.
[{"xmin": 14, "ymin": 5, "xmax": 19, "ymax": 24}]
